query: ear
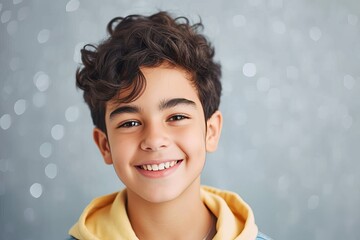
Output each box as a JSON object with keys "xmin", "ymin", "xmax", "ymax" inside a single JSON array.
[
  {"xmin": 93, "ymin": 128, "xmax": 113, "ymax": 165},
  {"xmin": 205, "ymin": 110, "xmax": 223, "ymax": 152}
]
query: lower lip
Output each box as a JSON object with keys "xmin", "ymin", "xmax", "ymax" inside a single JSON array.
[{"xmin": 136, "ymin": 160, "xmax": 183, "ymax": 178}]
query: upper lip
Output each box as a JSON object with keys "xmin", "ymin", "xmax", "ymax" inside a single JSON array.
[{"xmin": 135, "ymin": 159, "xmax": 182, "ymax": 166}]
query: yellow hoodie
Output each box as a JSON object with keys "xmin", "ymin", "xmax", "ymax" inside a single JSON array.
[{"xmin": 69, "ymin": 186, "xmax": 259, "ymax": 240}]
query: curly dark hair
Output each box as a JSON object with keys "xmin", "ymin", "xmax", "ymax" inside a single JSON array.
[{"xmin": 76, "ymin": 11, "xmax": 222, "ymax": 133}]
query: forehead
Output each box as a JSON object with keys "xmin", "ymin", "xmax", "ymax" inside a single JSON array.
[{"xmin": 106, "ymin": 64, "xmax": 200, "ymax": 111}]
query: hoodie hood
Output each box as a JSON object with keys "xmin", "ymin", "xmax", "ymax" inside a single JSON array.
[
  {"xmin": 201, "ymin": 186, "xmax": 258, "ymax": 239},
  {"xmin": 69, "ymin": 186, "xmax": 258, "ymax": 240}
]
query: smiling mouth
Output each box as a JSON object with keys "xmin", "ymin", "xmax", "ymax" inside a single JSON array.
[{"xmin": 137, "ymin": 160, "xmax": 182, "ymax": 171}]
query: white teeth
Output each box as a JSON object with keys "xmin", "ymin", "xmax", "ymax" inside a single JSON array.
[{"xmin": 140, "ymin": 160, "xmax": 179, "ymax": 171}]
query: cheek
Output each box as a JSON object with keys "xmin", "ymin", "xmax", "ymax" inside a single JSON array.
[
  {"xmin": 108, "ymin": 135, "xmax": 137, "ymax": 163},
  {"xmin": 107, "ymin": 136, "xmax": 139, "ymax": 182},
  {"xmin": 174, "ymin": 125, "xmax": 206, "ymax": 157}
]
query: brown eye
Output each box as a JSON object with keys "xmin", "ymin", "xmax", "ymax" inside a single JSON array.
[
  {"xmin": 168, "ymin": 115, "xmax": 188, "ymax": 121},
  {"xmin": 118, "ymin": 121, "xmax": 141, "ymax": 128}
]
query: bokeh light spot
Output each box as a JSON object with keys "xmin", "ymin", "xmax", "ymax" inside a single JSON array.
[
  {"xmin": 7, "ymin": 20, "xmax": 18, "ymax": 35},
  {"xmin": 309, "ymin": 26, "xmax": 322, "ymax": 41},
  {"xmin": 278, "ymin": 175, "xmax": 290, "ymax": 192},
  {"xmin": 65, "ymin": 106, "xmax": 80, "ymax": 122},
  {"xmin": 14, "ymin": 99, "xmax": 27, "ymax": 115},
  {"xmin": 39, "ymin": 142, "xmax": 53, "ymax": 158},
  {"xmin": 45, "ymin": 163, "xmax": 58, "ymax": 179},
  {"xmin": 33, "ymin": 71, "xmax": 50, "ymax": 92},
  {"xmin": 66, "ymin": 0, "xmax": 80, "ymax": 12},
  {"xmin": 51, "ymin": 124, "xmax": 64, "ymax": 140},
  {"xmin": 9, "ymin": 57, "xmax": 20, "ymax": 71},
  {"xmin": 17, "ymin": 6, "xmax": 30, "ymax": 21},
  {"xmin": 30, "ymin": 183, "xmax": 43, "ymax": 198},
  {"xmin": 348, "ymin": 14, "xmax": 358, "ymax": 26},
  {"xmin": 1, "ymin": 10, "xmax": 12, "ymax": 24},
  {"xmin": 32, "ymin": 92, "xmax": 47, "ymax": 108},
  {"xmin": 24, "ymin": 208, "xmax": 35, "ymax": 222},
  {"xmin": 13, "ymin": 0, "xmax": 23, "ymax": 4},
  {"xmin": 37, "ymin": 29, "xmax": 50, "ymax": 43},
  {"xmin": 0, "ymin": 114, "xmax": 12, "ymax": 130},
  {"xmin": 243, "ymin": 62, "xmax": 257, "ymax": 77},
  {"xmin": 233, "ymin": 14, "xmax": 246, "ymax": 27}
]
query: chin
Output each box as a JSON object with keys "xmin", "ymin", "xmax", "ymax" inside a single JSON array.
[{"xmin": 139, "ymin": 186, "xmax": 185, "ymax": 204}]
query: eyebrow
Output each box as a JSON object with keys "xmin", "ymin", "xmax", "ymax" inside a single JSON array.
[
  {"xmin": 109, "ymin": 98, "xmax": 196, "ymax": 120},
  {"xmin": 159, "ymin": 98, "xmax": 196, "ymax": 111},
  {"xmin": 109, "ymin": 105, "xmax": 141, "ymax": 119}
]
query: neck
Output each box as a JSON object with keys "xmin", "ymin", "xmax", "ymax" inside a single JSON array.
[{"xmin": 126, "ymin": 179, "xmax": 215, "ymax": 240}]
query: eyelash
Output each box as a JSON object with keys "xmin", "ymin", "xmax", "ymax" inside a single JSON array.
[
  {"xmin": 168, "ymin": 114, "xmax": 189, "ymax": 122},
  {"xmin": 118, "ymin": 120, "xmax": 141, "ymax": 128},
  {"xmin": 117, "ymin": 114, "xmax": 189, "ymax": 129}
]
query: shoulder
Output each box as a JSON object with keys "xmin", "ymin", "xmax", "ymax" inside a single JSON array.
[{"xmin": 256, "ymin": 231, "xmax": 273, "ymax": 240}]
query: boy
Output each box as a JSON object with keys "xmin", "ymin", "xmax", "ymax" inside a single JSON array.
[{"xmin": 69, "ymin": 11, "xmax": 271, "ymax": 240}]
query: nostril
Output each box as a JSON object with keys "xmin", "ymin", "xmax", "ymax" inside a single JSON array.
[
  {"xmin": 141, "ymin": 140, "xmax": 169, "ymax": 152},
  {"xmin": 140, "ymin": 127, "xmax": 171, "ymax": 151}
]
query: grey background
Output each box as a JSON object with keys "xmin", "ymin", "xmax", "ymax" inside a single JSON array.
[{"xmin": 1, "ymin": 0, "xmax": 359, "ymax": 239}]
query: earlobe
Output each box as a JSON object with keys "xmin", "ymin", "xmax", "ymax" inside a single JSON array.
[
  {"xmin": 93, "ymin": 128, "xmax": 113, "ymax": 165},
  {"xmin": 205, "ymin": 110, "xmax": 223, "ymax": 152}
]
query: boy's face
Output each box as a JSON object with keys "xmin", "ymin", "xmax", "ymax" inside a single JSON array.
[{"xmin": 94, "ymin": 64, "xmax": 222, "ymax": 203}]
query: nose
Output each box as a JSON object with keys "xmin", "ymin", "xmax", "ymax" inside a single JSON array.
[{"xmin": 140, "ymin": 123, "xmax": 170, "ymax": 151}]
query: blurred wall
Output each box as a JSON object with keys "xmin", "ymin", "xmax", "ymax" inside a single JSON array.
[{"xmin": 1, "ymin": 0, "xmax": 359, "ymax": 239}]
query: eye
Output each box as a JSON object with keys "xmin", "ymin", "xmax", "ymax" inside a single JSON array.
[
  {"xmin": 118, "ymin": 120, "xmax": 141, "ymax": 128},
  {"xmin": 168, "ymin": 114, "xmax": 189, "ymax": 122}
]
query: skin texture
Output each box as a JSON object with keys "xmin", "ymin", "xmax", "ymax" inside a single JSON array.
[{"xmin": 93, "ymin": 63, "xmax": 222, "ymax": 239}]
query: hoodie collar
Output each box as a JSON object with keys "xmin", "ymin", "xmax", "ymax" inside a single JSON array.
[
  {"xmin": 201, "ymin": 186, "xmax": 258, "ymax": 240},
  {"xmin": 69, "ymin": 186, "xmax": 258, "ymax": 240}
]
